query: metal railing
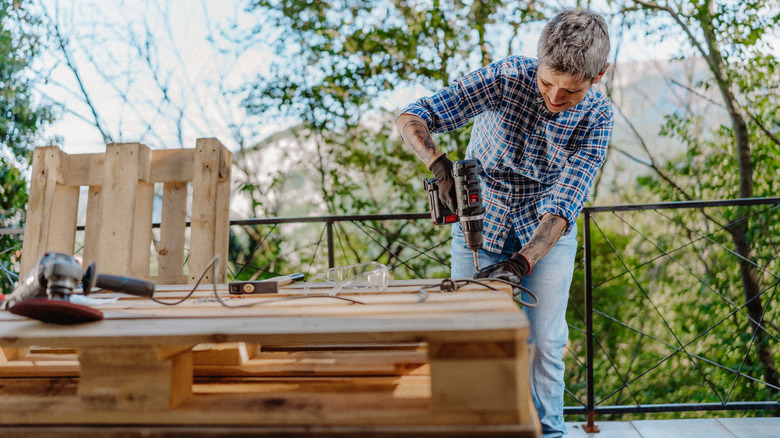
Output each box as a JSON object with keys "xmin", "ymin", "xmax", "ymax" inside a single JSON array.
[
  {"xmin": 2, "ymin": 197, "xmax": 778, "ymax": 425},
  {"xmin": 571, "ymin": 197, "xmax": 780, "ymax": 427},
  {"xmin": 225, "ymin": 199, "xmax": 780, "ymax": 424},
  {"xmin": 229, "ymin": 212, "xmax": 430, "ymax": 270}
]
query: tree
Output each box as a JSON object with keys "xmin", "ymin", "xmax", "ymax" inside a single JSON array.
[
  {"xmin": 35, "ymin": 0, "xmax": 290, "ymax": 280},
  {"xmin": 240, "ymin": 0, "xmax": 552, "ymax": 275},
  {"xmin": 0, "ymin": 0, "xmax": 54, "ymax": 293},
  {"xmin": 624, "ymin": 0, "xmax": 780, "ymax": 395},
  {"xmin": 38, "ymin": 1, "xmax": 274, "ymax": 149}
]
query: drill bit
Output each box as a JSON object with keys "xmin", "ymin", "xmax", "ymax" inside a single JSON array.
[{"xmin": 473, "ymin": 250, "xmax": 480, "ymax": 271}]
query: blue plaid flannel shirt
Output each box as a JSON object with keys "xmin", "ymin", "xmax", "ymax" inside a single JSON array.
[{"xmin": 400, "ymin": 56, "xmax": 613, "ymax": 253}]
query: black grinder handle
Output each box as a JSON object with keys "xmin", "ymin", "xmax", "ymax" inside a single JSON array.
[
  {"xmin": 83, "ymin": 263, "xmax": 155, "ymax": 298},
  {"xmin": 94, "ymin": 274, "xmax": 155, "ymax": 298}
]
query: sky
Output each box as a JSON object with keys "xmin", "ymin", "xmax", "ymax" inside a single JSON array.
[
  {"xmin": 36, "ymin": 0, "xmax": 272, "ymax": 153},
  {"xmin": 34, "ymin": 0, "xmax": 684, "ymax": 155}
]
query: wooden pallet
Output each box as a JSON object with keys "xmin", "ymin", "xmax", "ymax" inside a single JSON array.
[
  {"xmin": 0, "ymin": 279, "xmax": 540, "ymax": 437},
  {"xmin": 19, "ymin": 140, "xmax": 231, "ymax": 284}
]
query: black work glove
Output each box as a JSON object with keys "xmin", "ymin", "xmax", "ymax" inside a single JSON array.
[
  {"xmin": 474, "ymin": 253, "xmax": 531, "ymax": 283},
  {"xmin": 429, "ymin": 154, "xmax": 457, "ymax": 213}
]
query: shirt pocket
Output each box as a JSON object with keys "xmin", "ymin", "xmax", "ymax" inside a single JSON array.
[{"xmin": 518, "ymin": 133, "xmax": 576, "ymax": 185}]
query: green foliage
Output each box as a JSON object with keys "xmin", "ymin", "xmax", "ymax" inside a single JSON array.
[
  {"xmin": 0, "ymin": 1, "xmax": 54, "ymax": 293},
  {"xmin": 589, "ymin": 0, "xmax": 780, "ymax": 418},
  {"xmin": 568, "ymin": 203, "xmax": 780, "ymax": 419},
  {"xmin": 236, "ymin": 0, "xmax": 547, "ymax": 278},
  {"xmin": 231, "ymin": 0, "xmax": 780, "ymax": 419}
]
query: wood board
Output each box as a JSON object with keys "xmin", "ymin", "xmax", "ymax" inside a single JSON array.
[{"xmin": 0, "ymin": 279, "xmax": 540, "ymax": 437}]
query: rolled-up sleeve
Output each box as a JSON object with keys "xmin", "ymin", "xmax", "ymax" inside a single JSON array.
[{"xmin": 397, "ymin": 61, "xmax": 507, "ymax": 134}]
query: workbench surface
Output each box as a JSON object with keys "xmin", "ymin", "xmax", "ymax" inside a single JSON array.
[{"xmin": 0, "ymin": 279, "xmax": 540, "ymax": 437}]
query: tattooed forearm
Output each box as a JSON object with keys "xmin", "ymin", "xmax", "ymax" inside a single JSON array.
[
  {"xmin": 518, "ymin": 214, "xmax": 568, "ymax": 267},
  {"xmin": 396, "ymin": 114, "xmax": 441, "ymax": 167}
]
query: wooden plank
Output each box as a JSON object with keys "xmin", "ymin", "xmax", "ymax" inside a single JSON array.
[
  {"xmin": 78, "ymin": 346, "xmax": 192, "ymax": 411},
  {"xmin": 46, "ymin": 183, "xmax": 80, "ymax": 255},
  {"xmin": 0, "ymin": 389, "xmax": 533, "ymax": 428},
  {"xmin": 428, "ymin": 336, "xmax": 536, "ymax": 426},
  {"xmin": 189, "ymin": 138, "xmax": 222, "ymax": 283},
  {"xmin": 0, "ymin": 292, "xmax": 517, "ymax": 320},
  {"xmin": 91, "ymin": 284, "xmax": 514, "ymax": 311},
  {"xmin": 136, "ymin": 144, "xmax": 152, "ymax": 182},
  {"xmin": 0, "ymin": 346, "xmax": 426, "ymax": 379},
  {"xmin": 218, "ymin": 144, "xmax": 231, "ymax": 179},
  {"xmin": 194, "ymin": 349, "xmax": 428, "ymax": 377},
  {"xmin": 94, "ymin": 297, "xmax": 519, "ymax": 320},
  {"xmin": 131, "ymin": 180, "xmax": 154, "ymax": 278},
  {"xmin": 0, "ymin": 376, "xmax": 79, "ymax": 397},
  {"xmin": 150, "ymin": 148, "xmax": 194, "ymax": 183},
  {"xmin": 5, "ymin": 288, "xmax": 519, "ymax": 316},
  {"xmin": 61, "ymin": 152, "xmax": 104, "ymax": 187},
  {"xmin": 191, "ymin": 375, "xmax": 430, "ymax": 397},
  {"xmin": 20, "ymin": 146, "xmax": 66, "ymax": 276},
  {"xmin": 0, "ymin": 312, "xmax": 525, "ymax": 349},
  {"xmin": 97, "ymin": 143, "xmax": 148, "ymax": 276},
  {"xmin": 83, "ymin": 185, "xmax": 103, "ymax": 267},
  {"xmin": 157, "ymin": 181, "xmax": 188, "ymax": 281},
  {"xmin": 1, "ymin": 346, "xmax": 19, "ymax": 362},
  {"xmin": 0, "ymin": 359, "xmax": 79, "ymax": 377},
  {"xmin": 170, "ymin": 348, "xmax": 194, "ymax": 408},
  {"xmin": 214, "ymin": 145, "xmax": 231, "ymax": 282},
  {"xmin": 131, "ymin": 147, "xmax": 153, "ymax": 277},
  {"xmin": 192, "ymin": 342, "xmax": 250, "ymax": 366},
  {"xmin": 0, "ymin": 424, "xmax": 538, "ymax": 437}
]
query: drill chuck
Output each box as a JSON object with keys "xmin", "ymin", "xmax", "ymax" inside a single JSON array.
[{"xmin": 459, "ymin": 215, "xmax": 484, "ymax": 251}]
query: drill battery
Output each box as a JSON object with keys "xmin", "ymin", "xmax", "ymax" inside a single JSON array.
[
  {"xmin": 424, "ymin": 159, "xmax": 485, "ymax": 225},
  {"xmin": 424, "ymin": 177, "xmax": 458, "ymax": 225}
]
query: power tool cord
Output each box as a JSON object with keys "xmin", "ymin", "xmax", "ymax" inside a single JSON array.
[
  {"xmin": 151, "ymin": 256, "xmax": 536, "ymax": 308},
  {"xmin": 151, "ymin": 255, "xmax": 366, "ymax": 307},
  {"xmin": 418, "ymin": 278, "xmax": 538, "ymax": 307}
]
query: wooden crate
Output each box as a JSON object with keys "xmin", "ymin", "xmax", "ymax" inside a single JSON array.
[
  {"xmin": 0, "ymin": 280, "xmax": 540, "ymax": 437},
  {"xmin": 19, "ymin": 139, "xmax": 231, "ymax": 284}
]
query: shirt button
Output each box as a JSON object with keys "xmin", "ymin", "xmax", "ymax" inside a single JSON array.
[{"xmin": 536, "ymin": 129, "xmax": 541, "ymax": 134}]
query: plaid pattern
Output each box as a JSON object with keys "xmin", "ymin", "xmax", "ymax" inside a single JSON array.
[{"xmin": 401, "ymin": 56, "xmax": 613, "ymax": 253}]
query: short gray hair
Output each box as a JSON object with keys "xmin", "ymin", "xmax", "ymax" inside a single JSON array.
[{"xmin": 537, "ymin": 9, "xmax": 610, "ymax": 81}]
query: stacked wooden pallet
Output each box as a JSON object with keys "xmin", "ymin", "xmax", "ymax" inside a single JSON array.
[
  {"xmin": 0, "ymin": 279, "xmax": 540, "ymax": 437},
  {"xmin": 20, "ymin": 141, "xmax": 231, "ymax": 284}
]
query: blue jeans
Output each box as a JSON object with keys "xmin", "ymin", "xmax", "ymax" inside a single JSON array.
[{"xmin": 451, "ymin": 222, "xmax": 576, "ymax": 438}]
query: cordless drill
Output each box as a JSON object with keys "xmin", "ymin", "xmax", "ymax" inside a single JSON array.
[{"xmin": 424, "ymin": 159, "xmax": 485, "ymax": 271}]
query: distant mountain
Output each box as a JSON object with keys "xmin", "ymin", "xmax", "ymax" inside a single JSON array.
[{"xmin": 595, "ymin": 57, "xmax": 727, "ymax": 200}]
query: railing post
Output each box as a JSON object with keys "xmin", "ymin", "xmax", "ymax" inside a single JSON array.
[
  {"xmin": 583, "ymin": 210, "xmax": 600, "ymax": 433},
  {"xmin": 327, "ymin": 220, "xmax": 335, "ymax": 269}
]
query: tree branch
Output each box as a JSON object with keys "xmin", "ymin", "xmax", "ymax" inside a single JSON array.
[{"xmin": 45, "ymin": 7, "xmax": 112, "ymax": 144}]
